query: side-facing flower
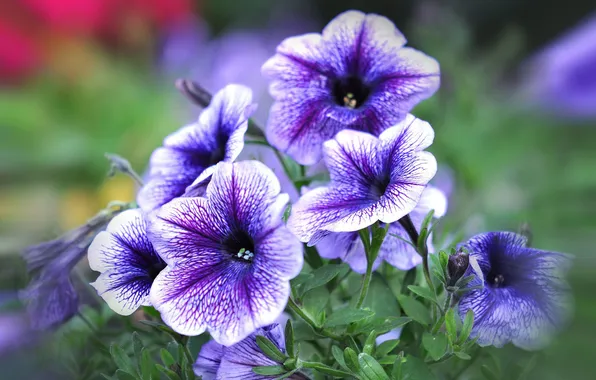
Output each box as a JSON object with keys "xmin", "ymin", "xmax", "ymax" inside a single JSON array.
[
  {"xmin": 88, "ymin": 209, "xmax": 166, "ymax": 315},
  {"xmin": 288, "ymin": 114, "xmax": 437, "ymax": 244},
  {"xmin": 458, "ymin": 232, "xmax": 572, "ymax": 350},
  {"xmin": 137, "ymin": 84, "xmax": 255, "ymax": 214},
  {"xmin": 194, "ymin": 324, "xmax": 306, "ymax": 380},
  {"xmin": 316, "ymin": 185, "xmax": 447, "ymax": 273},
  {"xmin": 262, "ymin": 10, "xmax": 440, "ymax": 164},
  {"xmin": 149, "ymin": 161, "xmax": 303, "ymax": 346}
]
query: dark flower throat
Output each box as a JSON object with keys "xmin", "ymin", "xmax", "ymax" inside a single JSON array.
[
  {"xmin": 224, "ymin": 229, "xmax": 256, "ymax": 263},
  {"xmin": 333, "ymin": 76, "xmax": 370, "ymax": 109}
]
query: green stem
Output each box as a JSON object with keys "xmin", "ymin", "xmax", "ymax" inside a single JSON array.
[
  {"xmin": 443, "ymin": 292, "xmax": 453, "ymax": 313},
  {"xmin": 286, "ymin": 298, "xmax": 343, "ymax": 341},
  {"xmin": 398, "ymin": 215, "xmax": 435, "ymax": 294},
  {"xmin": 355, "ymin": 223, "xmax": 388, "ymax": 309}
]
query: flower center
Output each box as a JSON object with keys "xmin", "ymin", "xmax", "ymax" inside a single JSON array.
[
  {"xmin": 487, "ymin": 272, "xmax": 506, "ymax": 288},
  {"xmin": 147, "ymin": 261, "xmax": 167, "ymax": 280},
  {"xmin": 224, "ymin": 229, "xmax": 256, "ymax": 263},
  {"xmin": 370, "ymin": 175, "xmax": 390, "ymax": 199},
  {"xmin": 332, "ymin": 76, "xmax": 370, "ymax": 109}
]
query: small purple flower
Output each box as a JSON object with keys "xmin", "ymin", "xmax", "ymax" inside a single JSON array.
[
  {"xmin": 137, "ymin": 84, "xmax": 256, "ymax": 214},
  {"xmin": 287, "ymin": 114, "xmax": 437, "ymax": 244},
  {"xmin": 262, "ymin": 10, "xmax": 440, "ymax": 165},
  {"xmin": 316, "ymin": 185, "xmax": 447, "ymax": 273},
  {"xmin": 149, "ymin": 161, "xmax": 303, "ymax": 346},
  {"xmin": 458, "ymin": 232, "xmax": 571, "ymax": 349},
  {"xmin": 194, "ymin": 324, "xmax": 306, "ymax": 380},
  {"xmin": 88, "ymin": 209, "xmax": 166, "ymax": 316}
]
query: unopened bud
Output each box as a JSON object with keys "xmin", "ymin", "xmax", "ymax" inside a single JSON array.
[{"xmin": 447, "ymin": 251, "xmax": 469, "ymax": 287}]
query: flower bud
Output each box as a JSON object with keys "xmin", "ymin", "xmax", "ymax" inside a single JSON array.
[{"xmin": 447, "ymin": 251, "xmax": 470, "ymax": 287}]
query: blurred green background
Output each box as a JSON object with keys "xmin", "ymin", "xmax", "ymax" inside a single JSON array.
[{"xmin": 1, "ymin": 0, "xmax": 595, "ymax": 378}]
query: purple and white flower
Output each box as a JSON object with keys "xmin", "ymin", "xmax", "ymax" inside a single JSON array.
[
  {"xmin": 262, "ymin": 10, "xmax": 440, "ymax": 165},
  {"xmin": 458, "ymin": 232, "xmax": 571, "ymax": 350},
  {"xmin": 194, "ymin": 324, "xmax": 306, "ymax": 380},
  {"xmin": 287, "ymin": 114, "xmax": 437, "ymax": 244},
  {"xmin": 149, "ymin": 161, "xmax": 303, "ymax": 346},
  {"xmin": 88, "ymin": 209, "xmax": 166, "ymax": 316},
  {"xmin": 316, "ymin": 185, "xmax": 447, "ymax": 273},
  {"xmin": 137, "ymin": 84, "xmax": 256, "ymax": 214}
]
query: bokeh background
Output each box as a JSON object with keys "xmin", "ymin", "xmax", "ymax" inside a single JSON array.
[{"xmin": 1, "ymin": 0, "xmax": 595, "ymax": 378}]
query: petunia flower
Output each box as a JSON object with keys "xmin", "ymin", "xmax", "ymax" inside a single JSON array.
[
  {"xmin": 287, "ymin": 114, "xmax": 437, "ymax": 244},
  {"xmin": 137, "ymin": 84, "xmax": 256, "ymax": 214},
  {"xmin": 316, "ymin": 185, "xmax": 447, "ymax": 273},
  {"xmin": 262, "ymin": 10, "xmax": 440, "ymax": 165},
  {"xmin": 88, "ymin": 209, "xmax": 166, "ymax": 316},
  {"xmin": 148, "ymin": 161, "xmax": 303, "ymax": 346},
  {"xmin": 458, "ymin": 232, "xmax": 572, "ymax": 350},
  {"xmin": 194, "ymin": 324, "xmax": 307, "ymax": 380}
]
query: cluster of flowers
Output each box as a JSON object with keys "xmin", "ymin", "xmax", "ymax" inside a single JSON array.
[{"xmin": 22, "ymin": 10, "xmax": 571, "ymax": 378}]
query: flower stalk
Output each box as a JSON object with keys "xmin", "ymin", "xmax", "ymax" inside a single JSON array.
[{"xmin": 356, "ymin": 223, "xmax": 389, "ymax": 309}]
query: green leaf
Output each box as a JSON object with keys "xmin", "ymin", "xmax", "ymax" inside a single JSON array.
[
  {"xmin": 110, "ymin": 344, "xmax": 136, "ymax": 375},
  {"xmin": 363, "ymin": 330, "xmax": 378, "ymax": 355},
  {"xmin": 361, "ymin": 274, "xmax": 401, "ymax": 319},
  {"xmin": 160, "ymin": 349, "xmax": 176, "ymax": 368},
  {"xmin": 302, "ymin": 264, "xmax": 349, "ymax": 293},
  {"xmin": 115, "ymin": 370, "xmax": 138, "ymax": 380},
  {"xmin": 407, "ymin": 285, "xmax": 438, "ymax": 305},
  {"xmin": 358, "ymin": 353, "xmax": 390, "ymax": 380},
  {"xmin": 401, "ymin": 356, "xmax": 434, "ymax": 380},
  {"xmin": 140, "ymin": 349, "xmax": 154, "ymax": 380},
  {"xmin": 457, "ymin": 309, "xmax": 474, "ymax": 345},
  {"xmin": 396, "ymin": 295, "xmax": 431, "ymax": 325},
  {"xmin": 252, "ymin": 365, "xmax": 286, "ymax": 376},
  {"xmin": 284, "ymin": 319, "xmax": 295, "ymax": 358},
  {"xmin": 324, "ymin": 307, "xmax": 375, "ymax": 328},
  {"xmin": 256, "ymin": 335, "xmax": 287, "ymax": 363},
  {"xmin": 439, "ymin": 251, "xmax": 449, "ymax": 271},
  {"xmin": 445, "ymin": 308, "xmax": 457, "ymax": 343},
  {"xmin": 422, "ymin": 332, "xmax": 448, "ymax": 361},
  {"xmin": 454, "ymin": 352, "xmax": 471, "ymax": 360},
  {"xmin": 332, "ymin": 346, "xmax": 349, "ymax": 371},
  {"xmin": 274, "ymin": 368, "xmax": 301, "ymax": 380},
  {"xmin": 377, "ymin": 355, "xmax": 398, "ymax": 365},
  {"xmin": 156, "ymin": 365, "xmax": 182, "ymax": 380},
  {"xmin": 132, "ymin": 332, "xmax": 143, "ymax": 361},
  {"xmin": 481, "ymin": 365, "xmax": 500, "ymax": 380},
  {"xmin": 354, "ymin": 316, "xmax": 411, "ymax": 335},
  {"xmin": 307, "ymin": 362, "xmax": 353, "ymax": 378},
  {"xmin": 302, "ymin": 286, "xmax": 329, "ymax": 325},
  {"xmin": 375, "ymin": 339, "xmax": 399, "ymax": 357},
  {"xmin": 343, "ymin": 347, "xmax": 360, "ymax": 372}
]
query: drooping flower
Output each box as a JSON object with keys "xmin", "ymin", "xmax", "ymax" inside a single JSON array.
[
  {"xmin": 88, "ymin": 209, "xmax": 166, "ymax": 315},
  {"xmin": 458, "ymin": 232, "xmax": 571, "ymax": 349},
  {"xmin": 149, "ymin": 161, "xmax": 303, "ymax": 346},
  {"xmin": 262, "ymin": 10, "xmax": 440, "ymax": 165},
  {"xmin": 287, "ymin": 114, "xmax": 437, "ymax": 244},
  {"xmin": 137, "ymin": 84, "xmax": 255, "ymax": 214},
  {"xmin": 194, "ymin": 324, "xmax": 307, "ymax": 380},
  {"xmin": 315, "ymin": 185, "xmax": 447, "ymax": 273}
]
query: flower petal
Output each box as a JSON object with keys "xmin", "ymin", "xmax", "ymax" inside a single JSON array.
[{"xmin": 194, "ymin": 340, "xmax": 224, "ymax": 380}]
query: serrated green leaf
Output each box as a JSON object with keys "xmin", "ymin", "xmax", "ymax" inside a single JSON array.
[
  {"xmin": 252, "ymin": 365, "xmax": 286, "ymax": 376},
  {"xmin": 445, "ymin": 308, "xmax": 457, "ymax": 343},
  {"xmin": 256, "ymin": 335, "xmax": 287, "ymax": 363},
  {"xmin": 332, "ymin": 345, "xmax": 348, "ymax": 370},
  {"xmin": 377, "ymin": 355, "xmax": 398, "ymax": 365},
  {"xmin": 324, "ymin": 307, "xmax": 375, "ymax": 328},
  {"xmin": 358, "ymin": 353, "xmax": 390, "ymax": 380},
  {"xmin": 160, "ymin": 349, "xmax": 176, "ymax": 368},
  {"xmin": 284, "ymin": 319, "xmax": 295, "ymax": 358},
  {"xmin": 363, "ymin": 330, "xmax": 378, "ymax": 355},
  {"xmin": 110, "ymin": 344, "xmax": 136, "ymax": 375},
  {"xmin": 457, "ymin": 309, "xmax": 474, "ymax": 345},
  {"xmin": 422, "ymin": 332, "xmax": 448, "ymax": 361},
  {"xmin": 156, "ymin": 365, "xmax": 182, "ymax": 380},
  {"xmin": 376, "ymin": 339, "xmax": 400, "ymax": 357},
  {"xmin": 481, "ymin": 365, "xmax": 499, "ymax": 380},
  {"xmin": 407, "ymin": 285, "xmax": 437, "ymax": 305},
  {"xmin": 396, "ymin": 295, "xmax": 431, "ymax": 325},
  {"xmin": 344, "ymin": 347, "xmax": 360, "ymax": 372},
  {"xmin": 115, "ymin": 370, "xmax": 138, "ymax": 380}
]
